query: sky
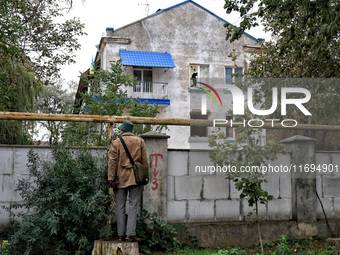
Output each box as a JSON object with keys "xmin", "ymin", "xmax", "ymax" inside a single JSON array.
[{"xmin": 59, "ymin": 0, "xmax": 271, "ymax": 86}]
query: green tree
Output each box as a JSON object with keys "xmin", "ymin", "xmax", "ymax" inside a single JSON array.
[
  {"xmin": 63, "ymin": 60, "xmax": 161, "ymax": 147},
  {"xmin": 0, "ymin": 57, "xmax": 42, "ymax": 144},
  {"xmin": 37, "ymin": 79, "xmax": 77, "ymax": 145},
  {"xmin": 224, "ymin": 0, "xmax": 339, "ymax": 78},
  {"xmin": 0, "ymin": 0, "xmax": 85, "ymax": 144},
  {"xmin": 209, "ymin": 113, "xmax": 285, "ymax": 254},
  {"xmin": 224, "ymin": 0, "xmax": 340, "ymax": 150},
  {"xmin": 0, "ymin": 0, "xmax": 85, "ymax": 81}
]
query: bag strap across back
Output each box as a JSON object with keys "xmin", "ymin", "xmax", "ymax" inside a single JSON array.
[{"xmin": 119, "ymin": 137, "xmax": 135, "ymax": 166}]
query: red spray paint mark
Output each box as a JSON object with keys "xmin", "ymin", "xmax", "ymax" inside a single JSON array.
[{"xmin": 150, "ymin": 154, "xmax": 163, "ymax": 190}]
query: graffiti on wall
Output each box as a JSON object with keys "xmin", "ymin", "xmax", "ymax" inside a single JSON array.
[{"xmin": 150, "ymin": 154, "xmax": 163, "ymax": 190}]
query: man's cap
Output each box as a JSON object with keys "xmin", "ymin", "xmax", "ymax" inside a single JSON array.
[{"xmin": 119, "ymin": 121, "xmax": 134, "ymax": 133}]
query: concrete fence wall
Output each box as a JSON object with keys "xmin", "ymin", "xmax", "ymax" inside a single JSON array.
[
  {"xmin": 0, "ymin": 146, "xmax": 51, "ymax": 225},
  {"xmin": 1, "ymin": 136, "xmax": 340, "ymax": 242},
  {"xmin": 167, "ymin": 150, "xmax": 292, "ymax": 222},
  {"xmin": 166, "ymin": 150, "xmax": 340, "ymax": 223},
  {"xmin": 315, "ymin": 152, "xmax": 340, "ymax": 219},
  {"xmin": 0, "ymin": 146, "xmax": 104, "ymax": 226}
]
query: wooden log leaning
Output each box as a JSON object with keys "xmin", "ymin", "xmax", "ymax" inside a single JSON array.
[{"xmin": 91, "ymin": 240, "xmax": 139, "ymax": 255}]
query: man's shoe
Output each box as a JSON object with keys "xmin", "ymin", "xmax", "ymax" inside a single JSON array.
[
  {"xmin": 126, "ymin": 236, "xmax": 140, "ymax": 242},
  {"xmin": 118, "ymin": 235, "xmax": 126, "ymax": 242}
]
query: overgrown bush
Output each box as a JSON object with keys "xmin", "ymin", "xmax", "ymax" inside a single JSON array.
[
  {"xmin": 136, "ymin": 210, "xmax": 198, "ymax": 254},
  {"xmin": 5, "ymin": 148, "xmax": 113, "ymax": 255}
]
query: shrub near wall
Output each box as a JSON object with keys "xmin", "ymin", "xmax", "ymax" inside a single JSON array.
[{"xmin": 5, "ymin": 148, "xmax": 113, "ymax": 255}]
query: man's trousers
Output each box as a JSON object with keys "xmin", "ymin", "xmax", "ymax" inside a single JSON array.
[{"xmin": 116, "ymin": 185, "xmax": 141, "ymax": 236}]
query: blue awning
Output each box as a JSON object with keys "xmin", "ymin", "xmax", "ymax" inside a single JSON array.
[
  {"xmin": 135, "ymin": 98, "xmax": 170, "ymax": 105},
  {"xmin": 119, "ymin": 50, "xmax": 175, "ymax": 68}
]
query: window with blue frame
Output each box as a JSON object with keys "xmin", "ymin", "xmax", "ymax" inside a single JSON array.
[{"xmin": 225, "ymin": 67, "xmax": 243, "ymax": 84}]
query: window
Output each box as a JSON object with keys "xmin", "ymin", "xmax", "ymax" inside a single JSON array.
[
  {"xmin": 133, "ymin": 68, "xmax": 153, "ymax": 93},
  {"xmin": 189, "ymin": 64, "xmax": 209, "ymax": 87},
  {"xmin": 190, "ymin": 111, "xmax": 208, "ymax": 137},
  {"xmin": 225, "ymin": 67, "xmax": 243, "ymax": 84}
]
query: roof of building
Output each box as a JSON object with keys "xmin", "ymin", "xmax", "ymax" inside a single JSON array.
[
  {"xmin": 119, "ymin": 50, "xmax": 175, "ymax": 68},
  {"xmin": 157, "ymin": 0, "xmax": 264, "ymax": 41},
  {"xmin": 114, "ymin": 0, "xmax": 263, "ymax": 42},
  {"xmin": 95, "ymin": 0, "xmax": 264, "ymax": 64}
]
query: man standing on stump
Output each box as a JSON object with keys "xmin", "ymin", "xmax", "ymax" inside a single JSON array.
[{"xmin": 108, "ymin": 121, "xmax": 149, "ymax": 242}]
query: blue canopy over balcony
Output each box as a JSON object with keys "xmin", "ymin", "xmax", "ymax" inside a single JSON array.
[{"xmin": 119, "ymin": 50, "xmax": 175, "ymax": 68}]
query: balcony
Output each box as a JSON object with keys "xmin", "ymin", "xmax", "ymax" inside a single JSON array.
[{"xmin": 126, "ymin": 81, "xmax": 170, "ymax": 105}]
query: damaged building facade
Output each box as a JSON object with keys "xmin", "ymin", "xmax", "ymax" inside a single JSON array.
[{"xmin": 91, "ymin": 0, "xmax": 264, "ymax": 149}]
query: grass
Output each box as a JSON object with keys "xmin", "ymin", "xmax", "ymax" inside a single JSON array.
[
  {"xmin": 1, "ymin": 235, "xmax": 338, "ymax": 255},
  {"xmin": 151, "ymin": 236, "xmax": 338, "ymax": 255}
]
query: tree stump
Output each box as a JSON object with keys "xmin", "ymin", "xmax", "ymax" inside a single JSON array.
[
  {"xmin": 326, "ymin": 238, "xmax": 340, "ymax": 252},
  {"xmin": 91, "ymin": 240, "xmax": 139, "ymax": 255}
]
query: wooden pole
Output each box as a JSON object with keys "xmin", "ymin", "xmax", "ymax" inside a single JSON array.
[
  {"xmin": 0, "ymin": 111, "xmax": 189, "ymax": 125},
  {"xmin": 107, "ymin": 122, "xmax": 114, "ymax": 147},
  {"xmin": 107, "ymin": 122, "xmax": 114, "ymax": 203},
  {"xmin": 0, "ymin": 111, "xmax": 340, "ymax": 132}
]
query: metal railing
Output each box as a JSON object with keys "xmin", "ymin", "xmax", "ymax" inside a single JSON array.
[{"xmin": 130, "ymin": 81, "xmax": 168, "ymax": 99}]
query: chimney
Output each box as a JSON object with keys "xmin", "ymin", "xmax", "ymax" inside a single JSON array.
[{"xmin": 106, "ymin": 27, "xmax": 114, "ymax": 37}]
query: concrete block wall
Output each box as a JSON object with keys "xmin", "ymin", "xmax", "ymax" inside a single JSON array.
[
  {"xmin": 0, "ymin": 146, "xmax": 105, "ymax": 226},
  {"xmin": 1, "ymin": 146, "xmax": 340, "ymax": 226},
  {"xmin": 167, "ymin": 150, "xmax": 293, "ymax": 223},
  {"xmin": 315, "ymin": 152, "xmax": 340, "ymax": 219},
  {"xmin": 0, "ymin": 146, "xmax": 52, "ymax": 226}
]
